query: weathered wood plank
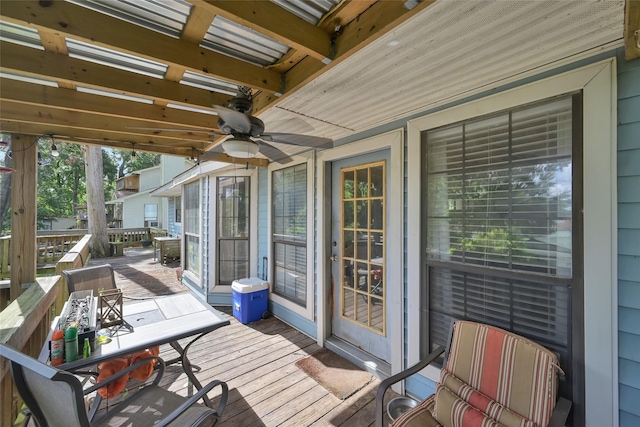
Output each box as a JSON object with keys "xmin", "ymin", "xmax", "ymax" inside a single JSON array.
[{"xmin": 10, "ymin": 134, "xmax": 38, "ymax": 299}]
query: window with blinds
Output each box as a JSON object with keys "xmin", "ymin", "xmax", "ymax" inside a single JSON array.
[
  {"xmin": 423, "ymin": 95, "xmax": 580, "ymax": 391},
  {"xmin": 217, "ymin": 177, "xmax": 249, "ymax": 285},
  {"xmin": 272, "ymin": 163, "xmax": 307, "ymax": 306},
  {"xmin": 184, "ymin": 181, "xmax": 200, "ymax": 276}
]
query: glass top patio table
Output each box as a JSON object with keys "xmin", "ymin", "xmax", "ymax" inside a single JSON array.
[{"xmin": 38, "ymin": 292, "xmax": 230, "ymax": 372}]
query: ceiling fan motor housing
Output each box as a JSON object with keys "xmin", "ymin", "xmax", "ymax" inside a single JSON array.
[
  {"xmin": 229, "ymin": 95, "xmax": 253, "ymax": 114},
  {"xmin": 217, "ymin": 116, "xmax": 265, "ymax": 137}
]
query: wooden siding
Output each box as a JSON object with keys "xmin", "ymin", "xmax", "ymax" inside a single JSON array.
[{"xmin": 618, "ymin": 51, "xmax": 640, "ymax": 426}]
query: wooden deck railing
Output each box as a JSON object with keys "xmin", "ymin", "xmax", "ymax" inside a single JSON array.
[
  {"xmin": 0, "ymin": 228, "xmax": 168, "ymax": 282},
  {"xmin": 0, "ymin": 235, "xmax": 91, "ymax": 426},
  {"xmin": 106, "ymin": 227, "xmax": 167, "ymax": 247},
  {"xmin": 0, "ymin": 276, "xmax": 61, "ymax": 427}
]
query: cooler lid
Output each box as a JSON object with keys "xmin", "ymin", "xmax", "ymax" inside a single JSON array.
[{"xmin": 232, "ymin": 277, "xmax": 269, "ymax": 293}]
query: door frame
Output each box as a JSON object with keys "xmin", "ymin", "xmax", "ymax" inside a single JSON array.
[{"xmin": 317, "ymin": 129, "xmax": 404, "ymax": 380}]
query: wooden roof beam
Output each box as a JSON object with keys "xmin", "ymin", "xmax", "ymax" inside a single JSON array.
[
  {"xmin": 0, "ymin": 78, "xmax": 219, "ymax": 130},
  {"xmin": 0, "ymin": 101, "xmax": 214, "ymax": 144},
  {"xmin": 192, "ymin": 0, "xmax": 331, "ymax": 62},
  {"xmin": 0, "ymin": 42, "xmax": 233, "ymax": 111},
  {"xmin": 0, "ymin": 120, "xmax": 202, "ymax": 156},
  {"xmin": 0, "ymin": 0, "xmax": 281, "ymax": 93}
]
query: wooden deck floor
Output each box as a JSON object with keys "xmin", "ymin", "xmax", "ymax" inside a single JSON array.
[{"xmin": 89, "ymin": 249, "xmax": 399, "ymax": 426}]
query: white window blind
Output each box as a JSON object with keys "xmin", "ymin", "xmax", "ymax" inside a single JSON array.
[
  {"xmin": 272, "ymin": 164, "xmax": 307, "ymax": 306},
  {"xmin": 425, "ymin": 95, "xmax": 577, "ymax": 378}
]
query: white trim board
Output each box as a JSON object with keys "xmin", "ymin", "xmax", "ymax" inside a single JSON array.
[
  {"xmin": 267, "ymin": 153, "xmax": 316, "ymax": 320},
  {"xmin": 316, "ymin": 128, "xmax": 404, "ymax": 388},
  {"xmin": 406, "ymin": 59, "xmax": 618, "ymax": 426},
  {"xmin": 206, "ymin": 167, "xmax": 259, "ymax": 294}
]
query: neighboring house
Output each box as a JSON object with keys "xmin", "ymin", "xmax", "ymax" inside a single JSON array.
[
  {"xmin": 154, "ymin": 50, "xmax": 640, "ymax": 427},
  {"xmin": 107, "ymin": 156, "xmax": 192, "ymax": 229},
  {"xmin": 38, "ymin": 217, "xmax": 76, "ymax": 231}
]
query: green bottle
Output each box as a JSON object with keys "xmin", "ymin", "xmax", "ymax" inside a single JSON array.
[
  {"xmin": 83, "ymin": 338, "xmax": 91, "ymax": 358},
  {"xmin": 64, "ymin": 327, "xmax": 78, "ymax": 362}
]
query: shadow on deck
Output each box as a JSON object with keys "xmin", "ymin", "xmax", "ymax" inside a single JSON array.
[{"xmin": 88, "ymin": 248, "xmax": 397, "ymax": 426}]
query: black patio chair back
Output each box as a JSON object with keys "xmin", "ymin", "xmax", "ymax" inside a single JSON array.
[
  {"xmin": 1, "ymin": 343, "xmax": 229, "ymax": 427},
  {"xmin": 1, "ymin": 344, "xmax": 91, "ymax": 427},
  {"xmin": 62, "ymin": 264, "xmax": 117, "ymax": 295}
]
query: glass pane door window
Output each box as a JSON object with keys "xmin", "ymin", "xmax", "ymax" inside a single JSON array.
[
  {"xmin": 341, "ymin": 162, "xmax": 385, "ymax": 334},
  {"xmin": 217, "ymin": 177, "xmax": 249, "ymax": 285}
]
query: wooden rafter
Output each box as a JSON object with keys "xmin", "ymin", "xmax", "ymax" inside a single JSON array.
[
  {"xmin": 0, "ymin": 0, "xmax": 439, "ymax": 160},
  {"xmin": 0, "ymin": 0, "xmax": 280, "ymax": 92},
  {"xmin": 0, "ymin": 78, "xmax": 219, "ymax": 130},
  {"xmin": 191, "ymin": 0, "xmax": 331, "ymax": 62},
  {"xmin": 0, "ymin": 42, "xmax": 232, "ymax": 110}
]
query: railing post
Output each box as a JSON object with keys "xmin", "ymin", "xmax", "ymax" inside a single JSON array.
[{"xmin": 0, "ymin": 276, "xmax": 61, "ymax": 427}]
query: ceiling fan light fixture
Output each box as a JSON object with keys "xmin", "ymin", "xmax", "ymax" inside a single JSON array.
[{"xmin": 222, "ymin": 138, "xmax": 259, "ymax": 158}]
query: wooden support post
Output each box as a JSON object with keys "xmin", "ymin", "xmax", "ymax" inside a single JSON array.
[{"xmin": 10, "ymin": 134, "xmax": 38, "ymax": 301}]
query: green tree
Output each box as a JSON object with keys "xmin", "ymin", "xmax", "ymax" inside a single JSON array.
[{"xmin": 113, "ymin": 149, "xmax": 160, "ymax": 178}]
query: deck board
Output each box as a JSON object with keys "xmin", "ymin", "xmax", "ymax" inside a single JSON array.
[{"xmin": 88, "ymin": 249, "xmax": 399, "ymax": 426}]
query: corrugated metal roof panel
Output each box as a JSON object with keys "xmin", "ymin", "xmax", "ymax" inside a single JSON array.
[
  {"xmin": 0, "ymin": 20, "xmax": 43, "ymax": 50},
  {"xmin": 0, "ymin": 70, "xmax": 58, "ymax": 88},
  {"xmin": 271, "ymin": 0, "xmax": 341, "ymax": 24},
  {"xmin": 67, "ymin": 0, "xmax": 191, "ymax": 38},
  {"xmin": 67, "ymin": 39, "xmax": 167, "ymax": 79},
  {"xmin": 201, "ymin": 16, "xmax": 290, "ymax": 66},
  {"xmin": 180, "ymin": 70, "xmax": 238, "ymax": 96},
  {"xmin": 76, "ymin": 86, "xmax": 154, "ymax": 104}
]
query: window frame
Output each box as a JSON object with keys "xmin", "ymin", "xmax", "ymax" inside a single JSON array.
[
  {"xmin": 423, "ymin": 94, "xmax": 582, "ymax": 403},
  {"xmin": 215, "ymin": 176, "xmax": 250, "ymax": 287},
  {"xmin": 406, "ymin": 60, "xmax": 617, "ymax": 425},
  {"xmin": 268, "ymin": 155, "xmax": 315, "ymax": 320},
  {"xmin": 182, "ymin": 180, "xmax": 201, "ymax": 280},
  {"xmin": 174, "ymin": 195, "xmax": 182, "ymax": 225}
]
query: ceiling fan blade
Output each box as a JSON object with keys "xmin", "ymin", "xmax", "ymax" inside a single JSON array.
[
  {"xmin": 260, "ymin": 133, "xmax": 333, "ymax": 149},
  {"xmin": 258, "ymin": 141, "xmax": 293, "ymax": 164},
  {"xmin": 213, "ymin": 105, "xmax": 251, "ymax": 133}
]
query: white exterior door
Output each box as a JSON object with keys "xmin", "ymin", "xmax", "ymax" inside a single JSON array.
[{"xmin": 330, "ymin": 151, "xmax": 391, "ymax": 363}]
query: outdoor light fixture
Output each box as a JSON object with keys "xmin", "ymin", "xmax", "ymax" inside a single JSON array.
[
  {"xmin": 50, "ymin": 136, "xmax": 59, "ymax": 157},
  {"xmin": 222, "ymin": 138, "xmax": 259, "ymax": 158},
  {"xmin": 131, "ymin": 142, "xmax": 136, "ymax": 158}
]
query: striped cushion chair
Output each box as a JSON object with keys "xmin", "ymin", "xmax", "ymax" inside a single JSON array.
[{"xmin": 376, "ymin": 321, "xmax": 571, "ymax": 427}]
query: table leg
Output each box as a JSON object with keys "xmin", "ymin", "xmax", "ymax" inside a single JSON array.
[{"xmin": 175, "ymin": 333, "xmax": 214, "ymax": 408}]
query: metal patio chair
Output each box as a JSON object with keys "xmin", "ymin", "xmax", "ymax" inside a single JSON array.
[
  {"xmin": 62, "ymin": 264, "xmax": 117, "ymax": 295},
  {"xmin": 1, "ymin": 343, "xmax": 228, "ymax": 427}
]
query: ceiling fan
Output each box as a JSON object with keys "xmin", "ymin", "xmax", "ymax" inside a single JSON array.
[
  {"xmin": 208, "ymin": 90, "xmax": 334, "ymax": 164},
  {"xmin": 131, "ymin": 89, "xmax": 333, "ymax": 164}
]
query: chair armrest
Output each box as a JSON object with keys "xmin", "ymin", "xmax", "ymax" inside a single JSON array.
[
  {"xmin": 548, "ymin": 396, "xmax": 572, "ymax": 427},
  {"xmin": 83, "ymin": 356, "xmax": 165, "ymax": 395},
  {"xmin": 375, "ymin": 345, "xmax": 445, "ymax": 427},
  {"xmin": 155, "ymin": 379, "xmax": 229, "ymax": 427}
]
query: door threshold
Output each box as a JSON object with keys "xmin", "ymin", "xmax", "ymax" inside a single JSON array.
[{"xmin": 325, "ymin": 336, "xmax": 391, "ymax": 380}]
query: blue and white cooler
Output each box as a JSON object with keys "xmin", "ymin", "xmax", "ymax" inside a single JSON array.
[{"xmin": 231, "ymin": 277, "xmax": 269, "ymax": 324}]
